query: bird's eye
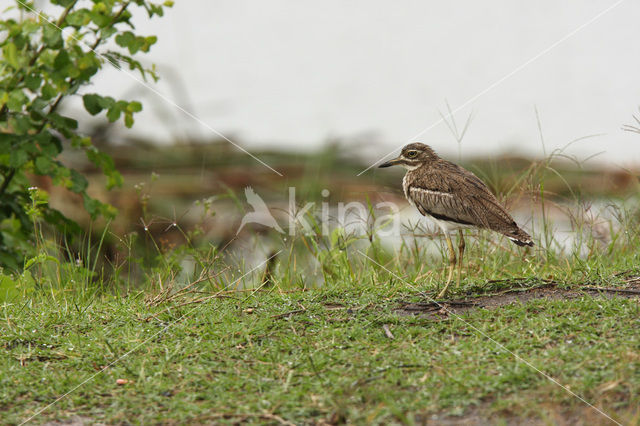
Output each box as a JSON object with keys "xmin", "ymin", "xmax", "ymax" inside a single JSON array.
[{"xmin": 406, "ymin": 150, "xmax": 418, "ymax": 158}]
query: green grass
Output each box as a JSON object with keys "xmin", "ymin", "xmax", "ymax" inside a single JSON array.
[{"xmin": 2, "ymin": 274, "xmax": 639, "ymax": 424}]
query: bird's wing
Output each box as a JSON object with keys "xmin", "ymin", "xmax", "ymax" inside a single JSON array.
[
  {"xmin": 245, "ymin": 186, "xmax": 269, "ymax": 210},
  {"xmin": 409, "ymin": 163, "xmax": 519, "ymax": 233}
]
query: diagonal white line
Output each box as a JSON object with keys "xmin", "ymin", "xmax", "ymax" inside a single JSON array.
[
  {"xmin": 14, "ymin": 0, "xmax": 283, "ymax": 177},
  {"xmin": 356, "ymin": 250, "xmax": 621, "ymax": 425},
  {"xmin": 357, "ymin": 0, "xmax": 627, "ymax": 176},
  {"xmin": 19, "ymin": 251, "xmax": 282, "ymax": 425}
]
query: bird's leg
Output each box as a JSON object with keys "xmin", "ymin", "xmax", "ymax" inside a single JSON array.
[
  {"xmin": 456, "ymin": 229, "xmax": 465, "ymax": 289},
  {"xmin": 437, "ymin": 233, "xmax": 456, "ymax": 299}
]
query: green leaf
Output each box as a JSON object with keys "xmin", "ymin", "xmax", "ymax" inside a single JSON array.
[
  {"xmin": 83, "ymin": 195, "xmax": 101, "ymax": 218},
  {"xmin": 142, "ymin": 36, "xmax": 158, "ymax": 52},
  {"xmin": 51, "ymin": 54, "xmax": 78, "ymax": 83},
  {"xmin": 71, "ymin": 135, "xmax": 92, "ymax": 148},
  {"xmin": 106, "ymin": 105, "xmax": 121, "ymax": 122},
  {"xmin": 99, "ymin": 27, "xmax": 117, "ymax": 40},
  {"xmin": 65, "ymin": 9, "xmax": 91, "ymax": 27},
  {"xmin": 47, "ymin": 113, "xmax": 78, "ymax": 131},
  {"xmin": 35, "ymin": 132, "xmax": 62, "ymax": 156},
  {"xmin": 83, "ymin": 94, "xmax": 103, "ymax": 115},
  {"xmin": 30, "ymin": 97, "xmax": 49, "ymax": 114},
  {"xmin": 0, "ymin": 274, "xmax": 20, "ymax": 303},
  {"xmin": 6, "ymin": 90, "xmax": 29, "ymax": 111},
  {"xmin": 82, "ymin": 194, "xmax": 117, "ymax": 219},
  {"xmin": 8, "ymin": 115, "xmax": 32, "ymax": 135},
  {"xmin": 24, "ymin": 74, "xmax": 43, "ymax": 91},
  {"xmin": 34, "ymin": 155, "xmax": 55, "ymax": 175},
  {"xmin": 2, "ymin": 43, "xmax": 19, "ymax": 68},
  {"xmin": 41, "ymin": 84, "xmax": 57, "ymax": 101},
  {"xmin": 127, "ymin": 101, "xmax": 142, "ymax": 113},
  {"xmin": 89, "ymin": 10, "xmax": 111, "ymax": 28},
  {"xmin": 9, "ymin": 149, "xmax": 29, "ymax": 168},
  {"xmin": 124, "ymin": 112, "xmax": 134, "ymax": 128},
  {"xmin": 98, "ymin": 96, "xmax": 115, "ymax": 109},
  {"xmin": 51, "ymin": 0, "xmax": 76, "ymax": 7},
  {"xmin": 42, "ymin": 25, "xmax": 63, "ymax": 48},
  {"xmin": 69, "ymin": 169, "xmax": 88, "ymax": 193},
  {"xmin": 115, "ymin": 31, "xmax": 137, "ymax": 53},
  {"xmin": 0, "ymin": 133, "xmax": 17, "ymax": 148},
  {"xmin": 53, "ymin": 50, "xmax": 72, "ymax": 69},
  {"xmin": 86, "ymin": 148, "xmax": 122, "ymax": 189}
]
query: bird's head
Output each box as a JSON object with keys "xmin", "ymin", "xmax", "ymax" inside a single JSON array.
[{"xmin": 378, "ymin": 143, "xmax": 438, "ymax": 170}]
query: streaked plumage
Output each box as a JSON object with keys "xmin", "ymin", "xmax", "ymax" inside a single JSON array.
[{"xmin": 379, "ymin": 143, "xmax": 533, "ymax": 298}]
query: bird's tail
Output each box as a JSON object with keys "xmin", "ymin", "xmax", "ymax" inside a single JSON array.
[{"xmin": 505, "ymin": 227, "xmax": 534, "ymax": 247}]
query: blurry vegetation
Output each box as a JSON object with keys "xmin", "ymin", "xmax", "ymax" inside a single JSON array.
[
  {"xmin": 74, "ymin": 138, "xmax": 640, "ymax": 238},
  {"xmin": 0, "ymin": 0, "xmax": 171, "ymax": 270},
  {"xmin": 0, "ymin": 134, "xmax": 633, "ymax": 296}
]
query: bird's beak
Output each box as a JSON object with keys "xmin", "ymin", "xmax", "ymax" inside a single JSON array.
[{"xmin": 378, "ymin": 157, "xmax": 403, "ymax": 168}]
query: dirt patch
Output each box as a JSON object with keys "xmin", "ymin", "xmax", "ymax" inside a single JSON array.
[
  {"xmin": 396, "ymin": 282, "xmax": 640, "ymax": 319},
  {"xmin": 417, "ymin": 403, "xmax": 636, "ymax": 426}
]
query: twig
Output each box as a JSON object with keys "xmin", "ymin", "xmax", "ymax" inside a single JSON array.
[
  {"xmin": 382, "ymin": 324, "xmax": 394, "ymax": 339},
  {"xmin": 399, "ymin": 300, "xmax": 478, "ymax": 309},
  {"xmin": 146, "ymin": 267, "xmax": 230, "ymax": 307},
  {"xmin": 0, "ymin": 169, "xmax": 16, "ymax": 198},
  {"xmin": 580, "ymin": 286, "xmax": 640, "ymax": 295},
  {"xmin": 271, "ymin": 306, "xmax": 306, "ymax": 319}
]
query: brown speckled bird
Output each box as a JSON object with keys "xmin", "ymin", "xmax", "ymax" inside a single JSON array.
[{"xmin": 379, "ymin": 143, "xmax": 533, "ymax": 298}]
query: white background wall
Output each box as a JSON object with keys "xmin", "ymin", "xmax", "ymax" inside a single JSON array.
[{"xmin": 64, "ymin": 0, "xmax": 640, "ymax": 167}]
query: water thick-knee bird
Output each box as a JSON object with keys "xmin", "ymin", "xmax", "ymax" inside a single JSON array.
[{"xmin": 379, "ymin": 143, "xmax": 533, "ymax": 298}]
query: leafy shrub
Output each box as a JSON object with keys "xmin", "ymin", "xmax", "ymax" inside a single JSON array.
[{"xmin": 0, "ymin": 0, "xmax": 172, "ymax": 270}]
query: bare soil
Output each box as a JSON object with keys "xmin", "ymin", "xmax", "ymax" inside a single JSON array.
[{"xmin": 396, "ymin": 281, "xmax": 640, "ymax": 319}]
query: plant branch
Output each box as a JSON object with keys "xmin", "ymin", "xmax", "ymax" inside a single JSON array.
[
  {"xmin": 47, "ymin": 1, "xmax": 131, "ymax": 116},
  {"xmin": 0, "ymin": 1, "xmax": 78, "ymax": 117},
  {"xmin": 0, "ymin": 169, "xmax": 16, "ymax": 198},
  {"xmin": 1, "ymin": 2, "xmax": 130, "ymax": 199}
]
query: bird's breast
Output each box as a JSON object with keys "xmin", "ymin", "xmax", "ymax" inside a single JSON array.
[{"xmin": 402, "ymin": 173, "xmax": 413, "ymax": 206}]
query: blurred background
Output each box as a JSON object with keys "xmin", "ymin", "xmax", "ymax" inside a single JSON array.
[
  {"xmin": 34, "ymin": 0, "xmax": 639, "ymax": 282},
  {"xmin": 67, "ymin": 0, "xmax": 640, "ymax": 164}
]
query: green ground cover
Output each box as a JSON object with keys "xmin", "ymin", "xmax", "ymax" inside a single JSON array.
[{"xmin": 2, "ymin": 265, "xmax": 639, "ymax": 424}]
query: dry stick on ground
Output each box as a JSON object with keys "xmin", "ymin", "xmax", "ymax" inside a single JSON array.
[
  {"xmin": 270, "ymin": 309, "xmax": 306, "ymax": 319},
  {"xmin": 271, "ymin": 303, "xmax": 307, "ymax": 319},
  {"xmin": 382, "ymin": 324, "xmax": 394, "ymax": 339},
  {"xmin": 146, "ymin": 266, "xmax": 230, "ymax": 307},
  {"xmin": 162, "ymin": 267, "xmax": 230, "ymax": 303},
  {"xmin": 143, "ymin": 267, "xmax": 234, "ymax": 321},
  {"xmin": 145, "ymin": 233, "xmax": 240, "ymax": 306},
  {"xmin": 144, "ymin": 252, "xmax": 285, "ymax": 322},
  {"xmin": 581, "ymin": 286, "xmax": 640, "ymax": 295}
]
